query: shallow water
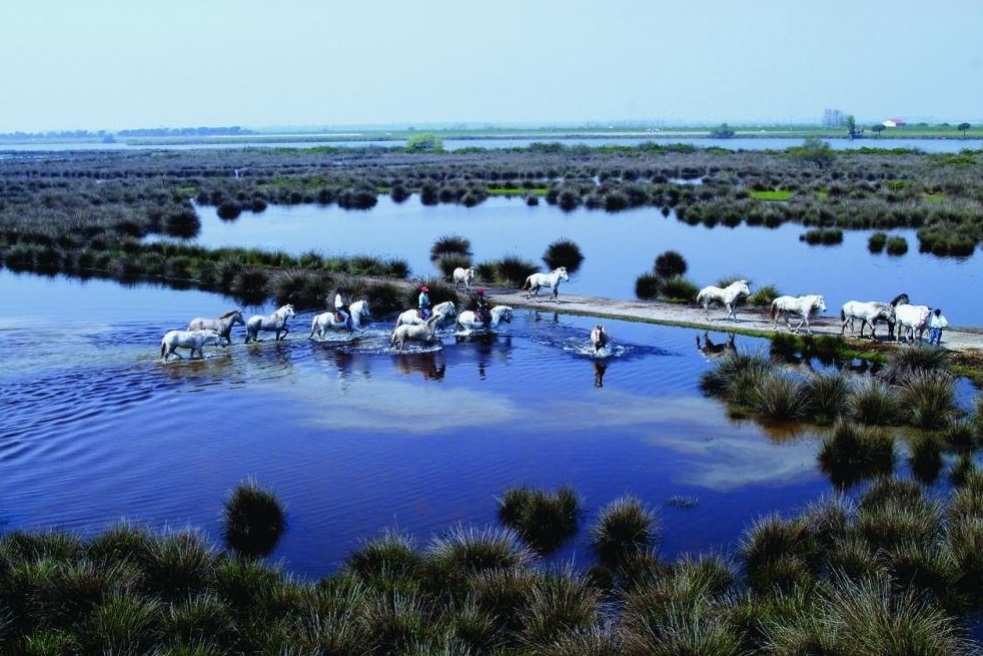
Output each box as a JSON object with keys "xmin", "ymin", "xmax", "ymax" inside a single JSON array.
[
  {"xmin": 0, "ymin": 271, "xmax": 861, "ymax": 578},
  {"xmin": 189, "ymin": 196, "xmax": 983, "ymax": 326}
]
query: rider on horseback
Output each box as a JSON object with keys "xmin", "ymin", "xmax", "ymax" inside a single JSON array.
[
  {"xmin": 334, "ymin": 287, "xmax": 351, "ymax": 328},
  {"xmin": 475, "ymin": 288, "xmax": 491, "ymax": 326},
  {"xmin": 418, "ymin": 285, "xmax": 431, "ymax": 320}
]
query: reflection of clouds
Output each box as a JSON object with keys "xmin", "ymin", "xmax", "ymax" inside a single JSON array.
[{"xmin": 289, "ymin": 380, "xmax": 819, "ymax": 490}]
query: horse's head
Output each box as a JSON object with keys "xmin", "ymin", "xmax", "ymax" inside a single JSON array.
[
  {"xmin": 557, "ymin": 266, "xmax": 569, "ymax": 281},
  {"xmin": 281, "ymin": 304, "xmax": 296, "ymax": 318},
  {"xmin": 736, "ymin": 280, "xmax": 751, "ymax": 297},
  {"xmin": 232, "ymin": 310, "xmax": 245, "ymax": 325},
  {"xmin": 813, "ymin": 296, "xmax": 827, "ymax": 313},
  {"xmin": 494, "ymin": 306, "xmax": 513, "ymax": 323}
]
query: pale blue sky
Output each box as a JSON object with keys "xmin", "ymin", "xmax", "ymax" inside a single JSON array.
[{"xmin": 3, "ymin": 0, "xmax": 981, "ymax": 133}]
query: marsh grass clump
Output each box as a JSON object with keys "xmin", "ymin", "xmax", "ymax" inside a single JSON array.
[
  {"xmin": 868, "ymin": 231, "xmax": 888, "ymax": 253},
  {"xmin": 751, "ymin": 371, "xmax": 807, "ymax": 420},
  {"xmin": 653, "ymin": 250, "xmax": 688, "ymax": 279},
  {"xmin": 345, "ymin": 530, "xmax": 423, "ymax": 586},
  {"xmin": 543, "ymin": 237, "xmax": 585, "ymax": 274},
  {"xmin": 436, "ymin": 252, "xmax": 471, "ymax": 279},
  {"xmin": 634, "ymin": 272, "xmax": 660, "ymax": 300},
  {"xmin": 496, "ymin": 486, "xmax": 580, "ymax": 555},
  {"xmin": 588, "ymin": 495, "xmax": 659, "ymax": 571},
  {"xmin": 222, "ymin": 479, "xmax": 287, "ymax": 559},
  {"xmin": 516, "ymin": 567, "xmax": 600, "ymax": 648},
  {"xmin": 803, "ymin": 371, "xmax": 850, "ymax": 424},
  {"xmin": 897, "ymin": 369, "xmax": 958, "ymax": 429},
  {"xmin": 747, "ymin": 283, "xmax": 779, "ymax": 307},
  {"xmin": 818, "ymin": 420, "xmax": 895, "ymax": 488},
  {"xmin": 430, "ymin": 234, "xmax": 472, "ymax": 262},
  {"xmin": 426, "ymin": 524, "xmax": 532, "ymax": 579},
  {"xmin": 909, "ymin": 432, "xmax": 945, "ymax": 485},
  {"xmin": 848, "ymin": 379, "xmax": 898, "ymax": 425},
  {"xmin": 659, "ymin": 275, "xmax": 700, "ymax": 303},
  {"xmin": 886, "ymin": 235, "xmax": 909, "ymax": 255},
  {"xmin": 698, "ymin": 350, "xmax": 771, "ymax": 403},
  {"xmin": 880, "ymin": 343, "xmax": 951, "ymax": 385},
  {"xmin": 739, "ymin": 514, "xmax": 820, "ymax": 593},
  {"xmin": 496, "ymin": 254, "xmax": 539, "ymax": 287}
]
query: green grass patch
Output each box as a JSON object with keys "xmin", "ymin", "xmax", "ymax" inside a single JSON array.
[
  {"xmin": 487, "ymin": 187, "xmax": 547, "ymax": 196},
  {"xmin": 749, "ymin": 190, "xmax": 792, "ymax": 201}
]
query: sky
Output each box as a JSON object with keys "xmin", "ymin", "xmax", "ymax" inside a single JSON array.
[{"xmin": 2, "ymin": 0, "xmax": 982, "ymax": 133}]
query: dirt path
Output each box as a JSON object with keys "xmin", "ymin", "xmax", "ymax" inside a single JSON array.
[{"xmin": 484, "ymin": 288, "xmax": 983, "ymax": 362}]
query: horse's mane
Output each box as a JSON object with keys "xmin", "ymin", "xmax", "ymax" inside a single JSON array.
[
  {"xmin": 219, "ymin": 309, "xmax": 240, "ymax": 319},
  {"xmin": 890, "ymin": 293, "xmax": 910, "ymax": 306}
]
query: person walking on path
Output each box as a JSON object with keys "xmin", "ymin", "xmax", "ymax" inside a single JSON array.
[{"xmin": 928, "ymin": 308, "xmax": 948, "ymax": 346}]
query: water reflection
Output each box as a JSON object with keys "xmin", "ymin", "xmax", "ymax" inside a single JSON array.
[
  {"xmin": 394, "ymin": 351, "xmax": 446, "ymax": 381},
  {"xmin": 593, "ymin": 359, "xmax": 608, "ymax": 388},
  {"xmin": 695, "ymin": 331, "xmax": 736, "ymax": 360}
]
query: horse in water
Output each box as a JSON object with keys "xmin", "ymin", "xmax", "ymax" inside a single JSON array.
[
  {"xmin": 187, "ymin": 309, "xmax": 244, "ymax": 346},
  {"xmin": 522, "ymin": 266, "xmax": 569, "ymax": 301},
  {"xmin": 245, "ymin": 304, "xmax": 295, "ymax": 343},
  {"xmin": 770, "ymin": 294, "xmax": 826, "ymax": 334},
  {"xmin": 696, "ymin": 331, "xmax": 737, "ymax": 360},
  {"xmin": 695, "ymin": 280, "xmax": 751, "ymax": 321},
  {"xmin": 310, "ymin": 300, "xmax": 371, "ymax": 338},
  {"xmin": 390, "ymin": 312, "xmax": 442, "ymax": 351},
  {"xmin": 456, "ymin": 305, "xmax": 513, "ymax": 332},
  {"xmin": 894, "ymin": 303, "xmax": 932, "ymax": 343},
  {"xmin": 839, "ymin": 301, "xmax": 895, "ymax": 339},
  {"xmin": 160, "ymin": 329, "xmax": 221, "ymax": 361},
  {"xmin": 590, "ymin": 325, "xmax": 608, "ymax": 353},
  {"xmin": 452, "ymin": 267, "xmax": 476, "ymax": 291},
  {"xmin": 394, "ymin": 301, "xmax": 456, "ymax": 328}
]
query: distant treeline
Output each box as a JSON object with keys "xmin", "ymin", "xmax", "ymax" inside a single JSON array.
[{"xmin": 0, "ymin": 126, "xmax": 254, "ymax": 141}]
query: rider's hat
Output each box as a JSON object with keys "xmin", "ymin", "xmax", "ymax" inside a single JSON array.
[
  {"xmin": 477, "ymin": 288, "xmax": 485, "ymax": 296},
  {"xmin": 420, "ymin": 285, "xmax": 429, "ymax": 292}
]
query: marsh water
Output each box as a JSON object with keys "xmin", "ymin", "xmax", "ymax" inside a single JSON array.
[{"xmin": 2, "ymin": 195, "xmax": 981, "ymax": 580}]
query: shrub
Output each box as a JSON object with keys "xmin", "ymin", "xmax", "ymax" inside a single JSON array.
[
  {"xmin": 222, "ymin": 479, "xmax": 287, "ymax": 559},
  {"xmin": 848, "ymin": 379, "xmax": 897, "ymax": 425},
  {"xmin": 543, "ymin": 238, "xmax": 585, "ymax": 273},
  {"xmin": 659, "ymin": 275, "xmax": 699, "ymax": 303},
  {"xmin": 653, "ymin": 250, "xmax": 687, "ymax": 279},
  {"xmin": 818, "ymin": 420, "xmax": 895, "ymax": 488},
  {"xmin": 886, "ymin": 236, "xmax": 909, "ymax": 255},
  {"xmin": 897, "ymin": 369, "xmax": 957, "ymax": 429},
  {"xmin": 589, "ymin": 495, "xmax": 659, "ymax": 570},
  {"xmin": 868, "ymin": 231, "xmax": 888, "ymax": 253},
  {"xmin": 497, "ymin": 255, "xmax": 538, "ymax": 288},
  {"xmin": 751, "ymin": 372, "xmax": 807, "ymax": 420},
  {"xmin": 430, "ymin": 235, "xmax": 472, "ymax": 262},
  {"xmin": 634, "ymin": 273, "xmax": 660, "ymax": 300},
  {"xmin": 497, "ymin": 486, "xmax": 580, "ymax": 555}
]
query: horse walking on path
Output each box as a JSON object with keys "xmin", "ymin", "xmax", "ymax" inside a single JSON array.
[
  {"xmin": 160, "ymin": 329, "xmax": 221, "ymax": 361},
  {"xmin": 187, "ymin": 309, "xmax": 244, "ymax": 346},
  {"xmin": 770, "ymin": 294, "xmax": 826, "ymax": 334},
  {"xmin": 894, "ymin": 303, "xmax": 932, "ymax": 343},
  {"xmin": 695, "ymin": 280, "xmax": 751, "ymax": 321},
  {"xmin": 522, "ymin": 267, "xmax": 569, "ymax": 301},
  {"xmin": 839, "ymin": 301, "xmax": 895, "ymax": 339},
  {"xmin": 452, "ymin": 267, "xmax": 476, "ymax": 291},
  {"xmin": 245, "ymin": 304, "xmax": 295, "ymax": 343}
]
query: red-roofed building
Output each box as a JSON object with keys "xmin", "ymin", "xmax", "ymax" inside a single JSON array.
[{"xmin": 882, "ymin": 118, "xmax": 906, "ymax": 128}]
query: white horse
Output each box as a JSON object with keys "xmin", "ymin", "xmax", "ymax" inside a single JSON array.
[
  {"xmin": 452, "ymin": 267, "xmax": 476, "ymax": 291},
  {"xmin": 590, "ymin": 325, "xmax": 608, "ymax": 353},
  {"xmin": 770, "ymin": 294, "xmax": 826, "ymax": 334},
  {"xmin": 456, "ymin": 305, "xmax": 513, "ymax": 332},
  {"xmin": 894, "ymin": 303, "xmax": 931, "ymax": 343},
  {"xmin": 839, "ymin": 301, "xmax": 895, "ymax": 339},
  {"xmin": 394, "ymin": 300, "xmax": 456, "ymax": 328},
  {"xmin": 245, "ymin": 304, "xmax": 295, "ymax": 343},
  {"xmin": 522, "ymin": 266, "xmax": 569, "ymax": 301},
  {"xmin": 187, "ymin": 309, "xmax": 245, "ymax": 346},
  {"xmin": 310, "ymin": 300, "xmax": 371, "ymax": 338},
  {"xmin": 695, "ymin": 280, "xmax": 751, "ymax": 321},
  {"xmin": 390, "ymin": 312, "xmax": 442, "ymax": 351},
  {"xmin": 160, "ymin": 329, "xmax": 221, "ymax": 361}
]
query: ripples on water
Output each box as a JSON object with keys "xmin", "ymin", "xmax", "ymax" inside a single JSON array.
[{"xmin": 0, "ymin": 273, "xmax": 957, "ymax": 580}]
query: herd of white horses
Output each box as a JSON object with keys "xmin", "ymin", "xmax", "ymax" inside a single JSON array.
[
  {"xmin": 160, "ymin": 265, "xmax": 570, "ymax": 361},
  {"xmin": 159, "ymin": 297, "xmax": 517, "ymax": 361},
  {"xmin": 696, "ymin": 279, "xmax": 934, "ymax": 342},
  {"xmin": 160, "ymin": 264, "xmax": 937, "ymax": 361}
]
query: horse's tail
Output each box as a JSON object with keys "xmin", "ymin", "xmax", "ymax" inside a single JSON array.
[
  {"xmin": 770, "ymin": 300, "xmax": 779, "ymax": 321},
  {"xmin": 521, "ymin": 276, "xmax": 531, "ymax": 290},
  {"xmin": 840, "ymin": 307, "xmax": 846, "ymax": 322},
  {"xmin": 160, "ymin": 339, "xmax": 167, "ymax": 360}
]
